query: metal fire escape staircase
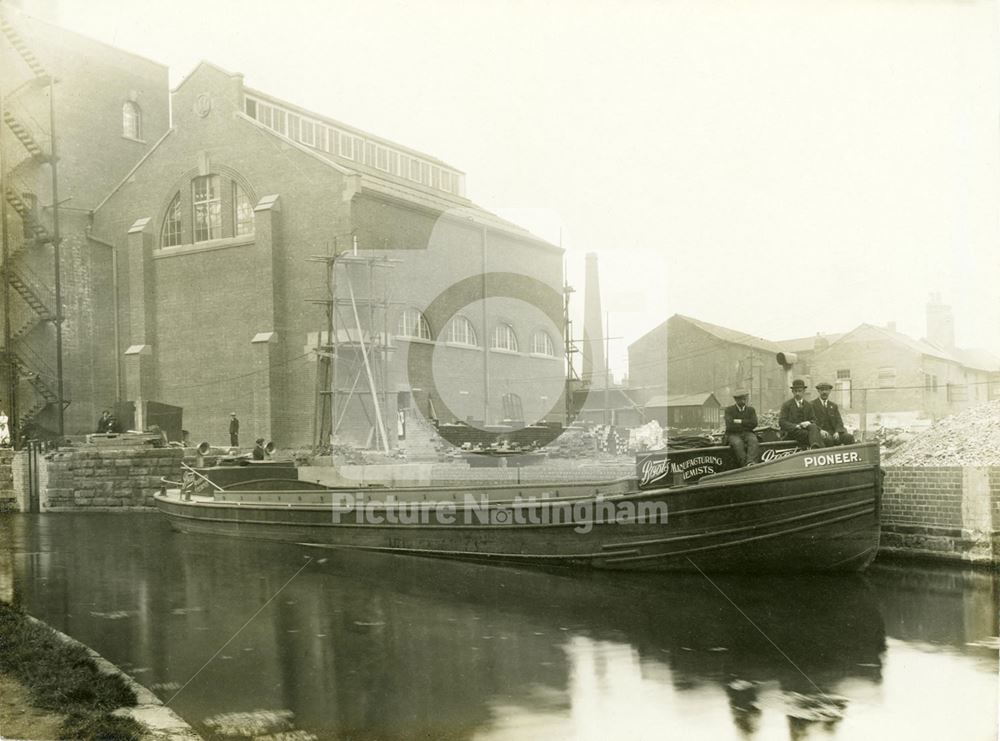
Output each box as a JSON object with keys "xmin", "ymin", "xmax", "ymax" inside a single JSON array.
[
  {"xmin": 9, "ymin": 264, "xmax": 54, "ymax": 339},
  {"xmin": 4, "ymin": 186, "xmax": 53, "ymax": 244},
  {"xmin": 1, "ymin": 9, "xmax": 65, "ymax": 432},
  {"xmin": 10, "ymin": 344, "xmax": 62, "ymax": 421},
  {"xmin": 0, "ymin": 12, "xmax": 49, "ymax": 80},
  {"xmin": 3, "ymin": 109, "xmax": 49, "ymax": 162}
]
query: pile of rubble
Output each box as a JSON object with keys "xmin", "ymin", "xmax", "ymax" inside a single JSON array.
[
  {"xmin": 884, "ymin": 401, "xmax": 1000, "ymax": 466},
  {"xmin": 872, "ymin": 427, "xmax": 915, "ymax": 453},
  {"xmin": 757, "ymin": 410, "xmax": 781, "ymax": 430},
  {"xmin": 542, "ymin": 425, "xmax": 614, "ymax": 459},
  {"xmin": 629, "ymin": 420, "xmax": 665, "ymax": 452}
]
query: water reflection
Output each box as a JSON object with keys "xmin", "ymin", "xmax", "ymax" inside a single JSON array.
[{"xmin": 0, "ymin": 513, "xmax": 995, "ymax": 740}]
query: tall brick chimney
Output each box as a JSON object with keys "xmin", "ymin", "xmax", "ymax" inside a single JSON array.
[
  {"xmin": 926, "ymin": 293, "xmax": 955, "ymax": 349},
  {"xmin": 581, "ymin": 252, "xmax": 606, "ymax": 388}
]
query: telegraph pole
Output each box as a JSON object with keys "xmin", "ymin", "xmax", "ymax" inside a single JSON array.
[
  {"xmin": 603, "ymin": 312, "xmax": 610, "ymax": 425},
  {"xmin": 0, "ymin": 89, "xmax": 13, "ymax": 430}
]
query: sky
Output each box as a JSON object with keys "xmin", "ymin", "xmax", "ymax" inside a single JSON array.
[{"xmin": 25, "ymin": 0, "xmax": 1000, "ymax": 379}]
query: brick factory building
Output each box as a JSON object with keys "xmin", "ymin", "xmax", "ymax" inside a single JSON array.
[
  {"xmin": 1, "ymin": 8, "xmax": 170, "ymax": 436},
  {"xmin": 627, "ymin": 314, "xmax": 789, "ymax": 414},
  {"xmin": 2, "ymin": 8, "xmax": 566, "ymax": 448},
  {"xmin": 627, "ymin": 310, "xmax": 1000, "ymax": 428}
]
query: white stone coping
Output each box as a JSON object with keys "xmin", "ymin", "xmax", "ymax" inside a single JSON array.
[{"xmin": 24, "ymin": 615, "xmax": 202, "ymax": 740}]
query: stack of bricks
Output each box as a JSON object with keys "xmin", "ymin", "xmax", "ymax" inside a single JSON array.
[{"xmin": 42, "ymin": 447, "xmax": 185, "ymax": 510}]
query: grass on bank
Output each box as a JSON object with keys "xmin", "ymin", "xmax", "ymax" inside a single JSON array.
[{"xmin": 0, "ymin": 601, "xmax": 146, "ymax": 741}]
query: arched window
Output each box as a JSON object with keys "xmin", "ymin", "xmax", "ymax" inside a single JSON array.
[
  {"xmin": 159, "ymin": 175, "xmax": 255, "ymax": 247},
  {"xmin": 233, "ymin": 183, "xmax": 255, "ymax": 236},
  {"xmin": 161, "ymin": 192, "xmax": 182, "ymax": 247},
  {"xmin": 192, "ymin": 175, "xmax": 222, "ymax": 242},
  {"xmin": 532, "ymin": 331, "xmax": 556, "ymax": 356},
  {"xmin": 492, "ymin": 323, "xmax": 518, "ymax": 352},
  {"xmin": 122, "ymin": 101, "xmax": 142, "ymax": 140},
  {"xmin": 398, "ymin": 308, "xmax": 431, "ymax": 340},
  {"xmin": 445, "ymin": 316, "xmax": 477, "ymax": 346}
]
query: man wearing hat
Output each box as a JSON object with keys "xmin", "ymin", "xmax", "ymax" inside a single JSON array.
[
  {"xmin": 724, "ymin": 389, "xmax": 760, "ymax": 467},
  {"xmin": 228, "ymin": 412, "xmax": 240, "ymax": 447},
  {"xmin": 252, "ymin": 438, "xmax": 267, "ymax": 460},
  {"xmin": 779, "ymin": 379, "xmax": 823, "ymax": 449},
  {"xmin": 811, "ymin": 382, "xmax": 854, "ymax": 446}
]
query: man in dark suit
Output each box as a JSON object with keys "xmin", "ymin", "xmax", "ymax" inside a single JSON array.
[
  {"xmin": 96, "ymin": 410, "xmax": 113, "ymax": 433},
  {"xmin": 724, "ymin": 389, "xmax": 759, "ymax": 467},
  {"xmin": 811, "ymin": 381, "xmax": 855, "ymax": 446},
  {"xmin": 252, "ymin": 438, "xmax": 267, "ymax": 460},
  {"xmin": 229, "ymin": 412, "xmax": 240, "ymax": 447},
  {"xmin": 779, "ymin": 379, "xmax": 823, "ymax": 449}
]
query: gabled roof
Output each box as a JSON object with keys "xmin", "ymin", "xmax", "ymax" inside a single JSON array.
[
  {"xmin": 671, "ymin": 315, "xmax": 784, "ymax": 354},
  {"xmin": 777, "ymin": 332, "xmax": 845, "ymax": 353},
  {"xmin": 953, "ymin": 348, "xmax": 1000, "ymax": 372},
  {"xmin": 238, "ymin": 113, "xmax": 558, "ymax": 249},
  {"xmin": 171, "ymin": 60, "xmax": 242, "ymax": 93},
  {"xmin": 828, "ymin": 323, "xmax": 956, "ymax": 362},
  {"xmin": 242, "ymin": 83, "xmax": 463, "ymax": 174},
  {"xmin": 3, "ymin": 6, "xmax": 168, "ymax": 74},
  {"xmin": 646, "ymin": 392, "xmax": 719, "ymax": 408}
]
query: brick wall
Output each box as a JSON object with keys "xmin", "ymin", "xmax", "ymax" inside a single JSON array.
[
  {"xmin": 882, "ymin": 467, "xmax": 964, "ymax": 528},
  {"xmin": 3, "ymin": 10, "xmax": 170, "ymax": 434},
  {"xmin": 992, "ymin": 467, "xmax": 1000, "ymax": 560},
  {"xmin": 40, "ymin": 447, "xmax": 183, "ymax": 510},
  {"xmin": 881, "ymin": 464, "xmax": 998, "ymax": 565},
  {"xmin": 89, "ymin": 62, "xmax": 564, "ymax": 449},
  {"xmin": 627, "ymin": 317, "xmax": 787, "ymax": 413}
]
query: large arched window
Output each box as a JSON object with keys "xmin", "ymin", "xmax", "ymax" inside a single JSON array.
[
  {"xmin": 122, "ymin": 101, "xmax": 142, "ymax": 140},
  {"xmin": 233, "ymin": 183, "xmax": 255, "ymax": 236},
  {"xmin": 398, "ymin": 308, "xmax": 432, "ymax": 340},
  {"xmin": 531, "ymin": 331, "xmax": 556, "ymax": 356},
  {"xmin": 159, "ymin": 174, "xmax": 256, "ymax": 247},
  {"xmin": 491, "ymin": 323, "xmax": 518, "ymax": 352},
  {"xmin": 192, "ymin": 175, "xmax": 222, "ymax": 242},
  {"xmin": 161, "ymin": 193, "xmax": 182, "ymax": 247},
  {"xmin": 445, "ymin": 316, "xmax": 477, "ymax": 346}
]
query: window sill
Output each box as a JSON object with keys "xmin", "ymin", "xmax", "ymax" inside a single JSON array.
[
  {"xmin": 395, "ymin": 336, "xmax": 435, "ymax": 345},
  {"xmin": 489, "ymin": 348, "xmax": 521, "ymax": 356},
  {"xmin": 122, "ymin": 135, "xmax": 146, "ymax": 144},
  {"xmin": 444, "ymin": 342, "xmax": 482, "ymax": 352},
  {"xmin": 154, "ymin": 234, "xmax": 256, "ymax": 258},
  {"xmin": 529, "ymin": 352, "xmax": 560, "ymax": 360}
]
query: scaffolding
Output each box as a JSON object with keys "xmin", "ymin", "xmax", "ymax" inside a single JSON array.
[
  {"xmin": 563, "ymin": 279, "xmax": 584, "ymax": 421},
  {"xmin": 307, "ymin": 241, "xmax": 400, "ymax": 453}
]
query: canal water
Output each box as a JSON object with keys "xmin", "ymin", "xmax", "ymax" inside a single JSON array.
[{"xmin": 1, "ymin": 512, "xmax": 996, "ymax": 740}]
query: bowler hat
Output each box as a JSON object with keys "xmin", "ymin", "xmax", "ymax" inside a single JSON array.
[
  {"xmin": 255, "ymin": 438, "xmax": 265, "ymax": 444},
  {"xmin": 790, "ymin": 379, "xmax": 808, "ymax": 390},
  {"xmin": 816, "ymin": 381, "xmax": 833, "ymax": 391},
  {"xmin": 732, "ymin": 389, "xmax": 749, "ymax": 398}
]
